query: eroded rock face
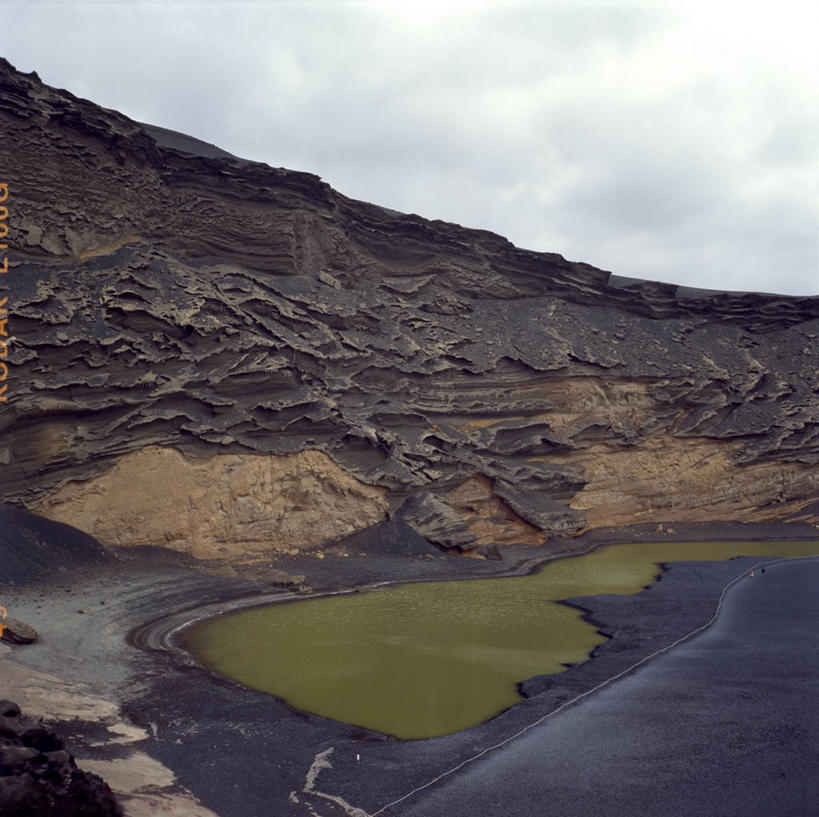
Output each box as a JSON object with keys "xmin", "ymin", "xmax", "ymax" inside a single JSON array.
[
  {"xmin": 33, "ymin": 447, "xmax": 388, "ymax": 559},
  {"xmin": 1, "ymin": 59, "xmax": 817, "ymax": 555},
  {"xmin": 549, "ymin": 434, "xmax": 819, "ymax": 528}
]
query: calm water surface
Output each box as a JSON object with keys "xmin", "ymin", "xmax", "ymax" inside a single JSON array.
[{"xmin": 182, "ymin": 540, "xmax": 818, "ymax": 738}]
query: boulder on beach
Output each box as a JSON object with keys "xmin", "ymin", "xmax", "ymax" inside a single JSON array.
[{"xmin": 0, "ymin": 618, "xmax": 38, "ymax": 645}]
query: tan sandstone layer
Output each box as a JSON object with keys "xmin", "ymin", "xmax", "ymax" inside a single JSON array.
[
  {"xmin": 540, "ymin": 433, "xmax": 819, "ymax": 529},
  {"xmin": 33, "ymin": 447, "xmax": 388, "ymax": 559}
]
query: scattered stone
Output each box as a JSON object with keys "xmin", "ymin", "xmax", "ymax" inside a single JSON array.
[
  {"xmin": 251, "ymin": 568, "xmax": 307, "ymax": 588},
  {"xmin": 0, "ymin": 618, "xmax": 38, "ymax": 645}
]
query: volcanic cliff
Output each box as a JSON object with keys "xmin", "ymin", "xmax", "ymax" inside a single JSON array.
[{"xmin": 1, "ymin": 59, "xmax": 818, "ymax": 560}]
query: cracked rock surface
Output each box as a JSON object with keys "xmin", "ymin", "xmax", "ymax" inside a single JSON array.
[{"xmin": 1, "ymin": 58, "xmax": 818, "ymax": 557}]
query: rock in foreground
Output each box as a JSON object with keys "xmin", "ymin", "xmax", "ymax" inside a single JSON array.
[
  {"xmin": 0, "ymin": 701, "xmax": 121, "ymax": 817},
  {"xmin": 0, "ymin": 619, "xmax": 37, "ymax": 645}
]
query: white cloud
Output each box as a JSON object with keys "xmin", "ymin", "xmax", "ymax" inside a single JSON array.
[{"xmin": 1, "ymin": 0, "xmax": 816, "ymax": 294}]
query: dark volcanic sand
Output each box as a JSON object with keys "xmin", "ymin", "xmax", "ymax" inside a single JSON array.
[
  {"xmin": 1, "ymin": 506, "xmax": 817, "ymax": 816},
  {"xmin": 397, "ymin": 557, "xmax": 819, "ymax": 817}
]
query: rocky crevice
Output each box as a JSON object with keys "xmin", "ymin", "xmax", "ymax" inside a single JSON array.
[{"xmin": 1, "ymin": 58, "xmax": 817, "ymax": 556}]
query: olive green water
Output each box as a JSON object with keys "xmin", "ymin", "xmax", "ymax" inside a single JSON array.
[{"xmin": 183, "ymin": 540, "xmax": 819, "ymax": 739}]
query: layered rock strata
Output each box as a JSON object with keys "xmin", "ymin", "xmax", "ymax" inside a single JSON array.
[{"xmin": 1, "ymin": 59, "xmax": 817, "ymax": 556}]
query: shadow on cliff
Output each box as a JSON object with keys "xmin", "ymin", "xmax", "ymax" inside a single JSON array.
[{"xmin": 0, "ymin": 504, "xmax": 198, "ymax": 586}]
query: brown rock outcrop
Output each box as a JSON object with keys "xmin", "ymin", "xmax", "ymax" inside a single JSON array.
[
  {"xmin": 0, "ymin": 59, "xmax": 817, "ymax": 556},
  {"xmin": 33, "ymin": 447, "xmax": 388, "ymax": 559},
  {"xmin": 545, "ymin": 433, "xmax": 819, "ymax": 528}
]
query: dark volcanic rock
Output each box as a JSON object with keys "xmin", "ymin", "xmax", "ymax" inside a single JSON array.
[
  {"xmin": 394, "ymin": 492, "xmax": 479, "ymax": 551},
  {"xmin": 0, "ymin": 58, "xmax": 817, "ymax": 559},
  {"xmin": 331, "ymin": 517, "xmax": 443, "ymax": 559},
  {"xmin": 0, "ymin": 618, "xmax": 37, "ymax": 645},
  {"xmin": 493, "ymin": 480, "xmax": 586, "ymax": 535},
  {"xmin": 0, "ymin": 703, "xmax": 121, "ymax": 817}
]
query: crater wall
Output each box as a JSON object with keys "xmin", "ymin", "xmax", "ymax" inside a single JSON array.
[{"xmin": 2, "ymin": 59, "xmax": 817, "ymax": 556}]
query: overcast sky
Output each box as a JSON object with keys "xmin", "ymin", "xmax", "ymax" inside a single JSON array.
[{"xmin": 1, "ymin": 0, "xmax": 816, "ymax": 295}]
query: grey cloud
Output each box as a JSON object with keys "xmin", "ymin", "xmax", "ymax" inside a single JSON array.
[{"xmin": 1, "ymin": 2, "xmax": 816, "ymax": 295}]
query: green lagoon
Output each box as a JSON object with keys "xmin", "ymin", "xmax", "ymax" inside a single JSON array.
[{"xmin": 182, "ymin": 540, "xmax": 819, "ymax": 738}]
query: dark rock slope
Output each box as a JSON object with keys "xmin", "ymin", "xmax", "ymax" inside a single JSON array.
[{"xmin": 1, "ymin": 59, "xmax": 817, "ymax": 559}]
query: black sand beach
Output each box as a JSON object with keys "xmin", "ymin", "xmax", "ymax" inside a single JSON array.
[
  {"xmin": 397, "ymin": 557, "xmax": 819, "ymax": 817},
  {"xmin": 1, "ymin": 507, "xmax": 817, "ymax": 816}
]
